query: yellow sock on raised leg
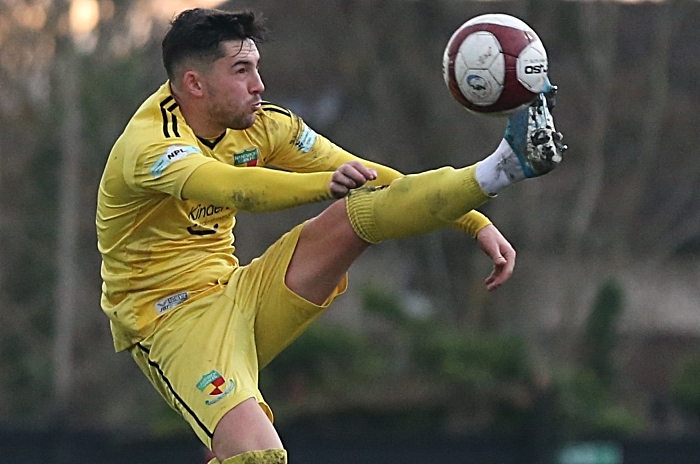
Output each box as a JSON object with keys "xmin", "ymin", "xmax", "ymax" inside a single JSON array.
[{"xmin": 346, "ymin": 165, "xmax": 491, "ymax": 243}]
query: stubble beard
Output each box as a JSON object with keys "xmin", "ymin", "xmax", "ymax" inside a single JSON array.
[{"xmin": 210, "ymin": 99, "xmax": 255, "ymax": 131}]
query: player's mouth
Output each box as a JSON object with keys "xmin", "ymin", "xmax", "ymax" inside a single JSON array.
[{"xmin": 251, "ymin": 101, "xmax": 262, "ymax": 111}]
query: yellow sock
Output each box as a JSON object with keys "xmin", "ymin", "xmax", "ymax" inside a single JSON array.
[
  {"xmin": 208, "ymin": 449, "xmax": 288, "ymax": 464},
  {"xmin": 346, "ymin": 165, "xmax": 491, "ymax": 244}
]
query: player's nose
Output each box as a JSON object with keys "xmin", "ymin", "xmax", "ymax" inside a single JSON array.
[{"xmin": 250, "ymin": 69, "xmax": 265, "ymax": 94}]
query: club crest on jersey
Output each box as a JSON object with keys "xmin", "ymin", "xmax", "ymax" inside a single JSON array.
[
  {"xmin": 150, "ymin": 145, "xmax": 200, "ymax": 178},
  {"xmin": 233, "ymin": 148, "xmax": 259, "ymax": 166},
  {"xmin": 196, "ymin": 370, "xmax": 235, "ymax": 405}
]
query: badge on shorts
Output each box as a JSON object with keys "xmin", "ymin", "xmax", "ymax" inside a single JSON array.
[{"xmin": 197, "ymin": 370, "xmax": 235, "ymax": 405}]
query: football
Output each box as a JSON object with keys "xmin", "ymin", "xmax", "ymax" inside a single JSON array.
[{"xmin": 442, "ymin": 13, "xmax": 549, "ymax": 116}]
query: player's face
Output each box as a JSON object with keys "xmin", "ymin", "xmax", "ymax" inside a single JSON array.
[{"xmin": 203, "ymin": 40, "xmax": 264, "ymax": 130}]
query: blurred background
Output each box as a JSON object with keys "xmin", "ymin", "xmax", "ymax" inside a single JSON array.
[{"xmin": 1, "ymin": 0, "xmax": 700, "ymax": 462}]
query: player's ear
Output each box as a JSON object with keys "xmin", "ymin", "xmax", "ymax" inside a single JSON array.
[{"xmin": 182, "ymin": 70, "xmax": 204, "ymax": 97}]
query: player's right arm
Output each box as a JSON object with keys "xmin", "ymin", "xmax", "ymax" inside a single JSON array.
[
  {"xmin": 122, "ymin": 116, "xmax": 356, "ymax": 213},
  {"xmin": 124, "ymin": 140, "xmax": 340, "ymax": 212},
  {"xmin": 181, "ymin": 161, "xmax": 345, "ymax": 212}
]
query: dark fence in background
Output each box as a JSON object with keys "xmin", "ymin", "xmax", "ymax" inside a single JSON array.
[
  {"xmin": 2, "ymin": 427, "xmax": 700, "ymax": 464},
  {"xmin": 285, "ymin": 429, "xmax": 533, "ymax": 464},
  {"xmin": 0, "ymin": 428, "xmax": 203, "ymax": 464}
]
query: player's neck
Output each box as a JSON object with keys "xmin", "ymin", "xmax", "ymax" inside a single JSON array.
[
  {"xmin": 170, "ymin": 85, "xmax": 226, "ymax": 139},
  {"xmin": 185, "ymin": 113, "xmax": 226, "ymax": 140}
]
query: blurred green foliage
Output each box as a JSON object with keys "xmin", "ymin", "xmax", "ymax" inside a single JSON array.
[
  {"xmin": 361, "ymin": 284, "xmax": 407, "ymax": 327},
  {"xmin": 671, "ymin": 353, "xmax": 700, "ymax": 422},
  {"xmin": 583, "ymin": 279, "xmax": 625, "ymax": 388},
  {"xmin": 263, "ymin": 324, "xmax": 381, "ymax": 388},
  {"xmin": 416, "ymin": 331, "xmax": 531, "ymax": 389},
  {"xmin": 554, "ymin": 368, "xmax": 641, "ymax": 440},
  {"xmin": 555, "ymin": 279, "xmax": 642, "ymax": 440}
]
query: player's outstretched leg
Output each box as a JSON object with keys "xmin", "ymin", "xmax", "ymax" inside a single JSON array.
[
  {"xmin": 208, "ymin": 449, "xmax": 288, "ymax": 464},
  {"xmin": 346, "ymin": 165, "xmax": 491, "ymax": 244},
  {"xmin": 475, "ymin": 88, "xmax": 567, "ymax": 195},
  {"xmin": 346, "ymin": 90, "xmax": 566, "ymax": 244}
]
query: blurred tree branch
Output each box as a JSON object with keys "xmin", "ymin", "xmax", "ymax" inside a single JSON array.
[
  {"xmin": 52, "ymin": 0, "xmax": 83, "ymax": 429},
  {"xmin": 614, "ymin": 3, "xmax": 673, "ymax": 260},
  {"xmin": 564, "ymin": 1, "xmax": 618, "ymax": 259}
]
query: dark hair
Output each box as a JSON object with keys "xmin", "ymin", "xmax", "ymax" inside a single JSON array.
[{"xmin": 162, "ymin": 8, "xmax": 269, "ymax": 80}]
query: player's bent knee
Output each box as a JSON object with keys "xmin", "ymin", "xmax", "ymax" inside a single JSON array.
[{"xmin": 207, "ymin": 449, "xmax": 288, "ymax": 464}]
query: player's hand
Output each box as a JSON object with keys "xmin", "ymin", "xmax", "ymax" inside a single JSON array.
[
  {"xmin": 329, "ymin": 161, "xmax": 378, "ymax": 199},
  {"xmin": 476, "ymin": 224, "xmax": 516, "ymax": 291}
]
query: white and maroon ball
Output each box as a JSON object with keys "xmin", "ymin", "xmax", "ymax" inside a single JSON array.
[{"xmin": 442, "ymin": 13, "xmax": 548, "ymax": 116}]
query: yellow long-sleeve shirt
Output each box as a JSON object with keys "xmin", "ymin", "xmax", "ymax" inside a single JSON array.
[{"xmin": 96, "ymin": 82, "xmax": 490, "ymax": 351}]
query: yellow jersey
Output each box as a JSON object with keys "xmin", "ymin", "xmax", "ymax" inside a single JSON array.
[{"xmin": 97, "ymin": 82, "xmax": 491, "ymax": 351}]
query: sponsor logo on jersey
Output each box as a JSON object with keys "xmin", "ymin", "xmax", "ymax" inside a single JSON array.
[
  {"xmin": 188, "ymin": 204, "xmax": 227, "ymax": 221},
  {"xmin": 295, "ymin": 123, "xmax": 317, "ymax": 153},
  {"xmin": 196, "ymin": 370, "xmax": 235, "ymax": 405},
  {"xmin": 233, "ymin": 148, "xmax": 259, "ymax": 166},
  {"xmin": 155, "ymin": 291, "xmax": 189, "ymax": 314},
  {"xmin": 149, "ymin": 145, "xmax": 201, "ymax": 178}
]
